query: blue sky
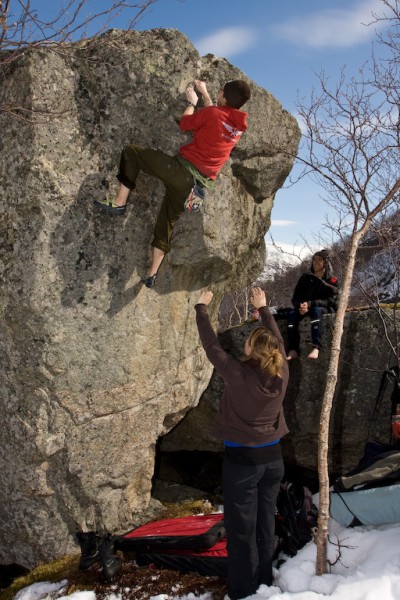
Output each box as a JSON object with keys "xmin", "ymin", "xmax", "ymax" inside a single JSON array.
[{"xmin": 130, "ymin": 0, "xmax": 388, "ymax": 250}]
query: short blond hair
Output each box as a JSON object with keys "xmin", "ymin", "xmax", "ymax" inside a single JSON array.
[{"xmin": 244, "ymin": 327, "xmax": 285, "ymax": 378}]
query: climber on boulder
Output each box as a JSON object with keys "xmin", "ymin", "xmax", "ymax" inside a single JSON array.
[{"xmin": 94, "ymin": 79, "xmax": 251, "ymax": 288}]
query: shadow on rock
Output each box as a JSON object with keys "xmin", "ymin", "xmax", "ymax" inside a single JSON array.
[{"xmin": 50, "ymin": 173, "xmax": 151, "ymax": 314}]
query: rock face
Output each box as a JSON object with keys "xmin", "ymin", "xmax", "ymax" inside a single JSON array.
[
  {"xmin": 0, "ymin": 29, "xmax": 300, "ymax": 567},
  {"xmin": 162, "ymin": 310, "xmax": 399, "ymax": 474}
]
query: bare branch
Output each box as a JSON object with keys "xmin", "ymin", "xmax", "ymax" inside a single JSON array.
[
  {"xmin": 0, "ymin": 0, "xmax": 161, "ymax": 119},
  {"xmin": 327, "ymin": 534, "xmax": 357, "ymax": 571},
  {"xmin": 1, "ymin": 1, "xmax": 160, "ymax": 51}
]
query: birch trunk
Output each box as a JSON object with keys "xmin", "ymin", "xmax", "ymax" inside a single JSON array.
[
  {"xmin": 315, "ymin": 178, "xmax": 400, "ymax": 573},
  {"xmin": 315, "ymin": 230, "xmax": 362, "ymax": 574}
]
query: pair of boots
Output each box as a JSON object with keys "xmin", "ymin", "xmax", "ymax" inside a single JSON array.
[{"xmin": 76, "ymin": 532, "xmax": 122, "ymax": 581}]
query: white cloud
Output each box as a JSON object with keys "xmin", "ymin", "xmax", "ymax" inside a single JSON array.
[
  {"xmin": 194, "ymin": 26, "xmax": 256, "ymax": 57},
  {"xmin": 271, "ymin": 219, "xmax": 298, "ymax": 227},
  {"xmin": 273, "ymin": 0, "xmax": 385, "ymax": 49}
]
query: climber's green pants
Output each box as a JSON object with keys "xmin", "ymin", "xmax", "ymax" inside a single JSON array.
[{"xmin": 117, "ymin": 144, "xmax": 194, "ymax": 253}]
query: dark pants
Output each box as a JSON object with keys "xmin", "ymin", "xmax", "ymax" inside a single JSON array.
[
  {"xmin": 223, "ymin": 452, "xmax": 284, "ymax": 600},
  {"xmin": 287, "ymin": 306, "xmax": 328, "ymax": 354},
  {"xmin": 117, "ymin": 144, "xmax": 194, "ymax": 253}
]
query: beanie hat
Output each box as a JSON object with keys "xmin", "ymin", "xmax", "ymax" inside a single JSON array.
[
  {"xmin": 313, "ymin": 249, "xmax": 329, "ymax": 262},
  {"xmin": 311, "ymin": 249, "xmax": 332, "ymax": 278}
]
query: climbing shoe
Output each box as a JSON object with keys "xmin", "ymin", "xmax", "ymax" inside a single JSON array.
[
  {"xmin": 141, "ymin": 274, "xmax": 157, "ymax": 289},
  {"xmin": 94, "ymin": 198, "xmax": 127, "ymax": 215}
]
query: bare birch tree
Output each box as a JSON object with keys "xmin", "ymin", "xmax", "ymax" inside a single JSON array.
[{"xmin": 295, "ymin": 0, "xmax": 400, "ymax": 574}]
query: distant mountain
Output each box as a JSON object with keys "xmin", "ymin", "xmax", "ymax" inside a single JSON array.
[
  {"xmin": 349, "ymin": 223, "xmax": 400, "ymax": 306},
  {"xmin": 256, "ymin": 245, "xmax": 312, "ymax": 307},
  {"xmin": 257, "ymin": 244, "xmax": 305, "ymax": 282}
]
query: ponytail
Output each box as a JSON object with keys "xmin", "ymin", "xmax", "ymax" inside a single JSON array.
[{"xmin": 244, "ymin": 327, "xmax": 285, "ymax": 378}]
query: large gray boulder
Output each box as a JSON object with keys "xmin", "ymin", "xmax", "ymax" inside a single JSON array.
[{"xmin": 0, "ymin": 29, "xmax": 300, "ymax": 567}]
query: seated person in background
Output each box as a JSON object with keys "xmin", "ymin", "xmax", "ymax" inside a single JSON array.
[{"xmin": 286, "ymin": 249, "xmax": 339, "ymax": 361}]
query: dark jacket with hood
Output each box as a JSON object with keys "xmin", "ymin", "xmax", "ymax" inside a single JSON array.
[
  {"xmin": 291, "ymin": 254, "xmax": 339, "ymax": 312},
  {"xmin": 195, "ymin": 304, "xmax": 289, "ymax": 446}
]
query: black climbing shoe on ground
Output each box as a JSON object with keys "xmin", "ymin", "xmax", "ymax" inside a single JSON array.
[
  {"xmin": 98, "ymin": 534, "xmax": 122, "ymax": 581},
  {"xmin": 94, "ymin": 198, "xmax": 127, "ymax": 215},
  {"xmin": 141, "ymin": 274, "xmax": 157, "ymax": 288},
  {"xmin": 76, "ymin": 531, "xmax": 100, "ymax": 570}
]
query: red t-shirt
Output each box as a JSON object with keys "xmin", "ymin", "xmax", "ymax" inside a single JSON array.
[{"xmin": 179, "ymin": 106, "xmax": 248, "ymax": 180}]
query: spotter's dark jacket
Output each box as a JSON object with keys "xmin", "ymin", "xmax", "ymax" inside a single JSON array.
[
  {"xmin": 291, "ymin": 273, "xmax": 339, "ymax": 312},
  {"xmin": 195, "ymin": 304, "xmax": 289, "ymax": 446}
]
